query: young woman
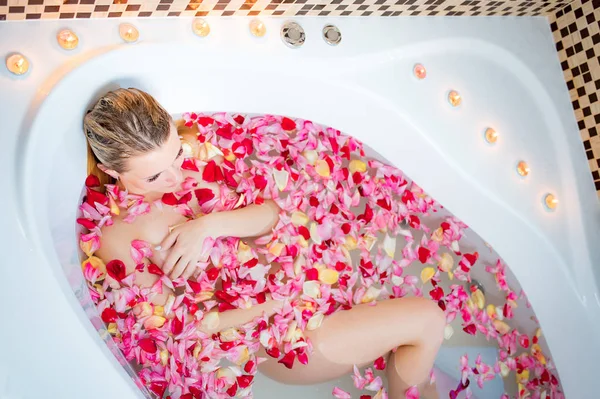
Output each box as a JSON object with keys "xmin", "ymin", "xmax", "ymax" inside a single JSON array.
[{"xmin": 83, "ymin": 88, "xmax": 445, "ymax": 398}]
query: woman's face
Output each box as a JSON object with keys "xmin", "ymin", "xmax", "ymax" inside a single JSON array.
[{"xmin": 117, "ymin": 124, "xmax": 185, "ymax": 195}]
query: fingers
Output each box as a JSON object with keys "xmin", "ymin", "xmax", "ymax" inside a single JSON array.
[
  {"xmin": 181, "ymin": 260, "xmax": 197, "ymax": 280},
  {"xmin": 162, "ymin": 245, "xmax": 182, "ymax": 276},
  {"xmin": 170, "ymin": 255, "xmax": 191, "ymax": 280},
  {"xmin": 160, "ymin": 231, "xmax": 179, "ymax": 252}
]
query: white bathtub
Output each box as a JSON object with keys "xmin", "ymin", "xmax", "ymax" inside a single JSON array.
[{"xmin": 1, "ymin": 16, "xmax": 599, "ymax": 399}]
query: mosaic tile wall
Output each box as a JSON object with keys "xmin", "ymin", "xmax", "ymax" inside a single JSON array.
[
  {"xmin": 0, "ymin": 0, "xmax": 569, "ymax": 21},
  {"xmin": 550, "ymin": 0, "xmax": 600, "ymax": 198}
]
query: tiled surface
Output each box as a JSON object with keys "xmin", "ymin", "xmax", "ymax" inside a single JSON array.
[
  {"xmin": 550, "ymin": 0, "xmax": 600, "ymax": 198},
  {"xmin": 0, "ymin": 0, "xmax": 569, "ymax": 20}
]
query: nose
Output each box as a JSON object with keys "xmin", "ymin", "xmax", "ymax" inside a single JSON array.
[{"xmin": 165, "ymin": 166, "xmax": 183, "ymax": 185}]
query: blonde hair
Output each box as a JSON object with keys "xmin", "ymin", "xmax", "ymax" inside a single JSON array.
[{"xmin": 83, "ymin": 88, "xmax": 172, "ymax": 189}]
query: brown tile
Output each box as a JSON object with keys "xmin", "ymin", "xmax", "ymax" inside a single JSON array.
[
  {"xmin": 138, "ymin": 11, "xmax": 152, "ymax": 16},
  {"xmin": 9, "ymin": 6, "xmax": 25, "ymax": 13},
  {"xmin": 0, "ymin": 14, "xmax": 5, "ymax": 20},
  {"xmin": 95, "ymin": 5, "xmax": 109, "ymax": 11},
  {"xmin": 26, "ymin": 13, "xmax": 41, "ymax": 18},
  {"xmin": 28, "ymin": 0, "xmax": 43, "ymax": 5},
  {"xmin": 59, "ymin": 12, "xmax": 75, "ymax": 18},
  {"xmin": 76, "ymin": 12, "xmax": 91, "ymax": 17},
  {"xmin": 125, "ymin": 4, "xmax": 140, "ymax": 11},
  {"xmin": 0, "ymin": 0, "xmax": 6, "ymax": 6},
  {"xmin": 45, "ymin": 5, "xmax": 60, "ymax": 12},
  {"xmin": 108, "ymin": 11, "xmax": 122, "ymax": 16}
]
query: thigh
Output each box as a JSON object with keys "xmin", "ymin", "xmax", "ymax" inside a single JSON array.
[{"xmin": 258, "ymin": 297, "xmax": 433, "ymax": 385}]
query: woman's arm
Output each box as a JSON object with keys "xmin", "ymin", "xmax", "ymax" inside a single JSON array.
[{"xmin": 207, "ymin": 199, "xmax": 281, "ymax": 239}]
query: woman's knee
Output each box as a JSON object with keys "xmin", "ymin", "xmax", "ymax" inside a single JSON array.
[{"xmin": 402, "ymin": 296, "xmax": 446, "ymax": 343}]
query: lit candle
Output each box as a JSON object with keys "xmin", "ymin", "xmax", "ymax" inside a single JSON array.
[
  {"xmin": 57, "ymin": 29, "xmax": 79, "ymax": 50},
  {"xmin": 6, "ymin": 53, "xmax": 29, "ymax": 75},
  {"xmin": 484, "ymin": 128, "xmax": 498, "ymax": 144},
  {"xmin": 448, "ymin": 90, "xmax": 461, "ymax": 107},
  {"xmin": 119, "ymin": 23, "xmax": 139, "ymax": 43},
  {"xmin": 517, "ymin": 161, "xmax": 530, "ymax": 177},
  {"xmin": 413, "ymin": 64, "xmax": 426, "ymax": 79},
  {"xmin": 192, "ymin": 18, "xmax": 210, "ymax": 37},
  {"xmin": 544, "ymin": 193, "xmax": 558, "ymax": 210},
  {"xmin": 249, "ymin": 19, "xmax": 266, "ymax": 37}
]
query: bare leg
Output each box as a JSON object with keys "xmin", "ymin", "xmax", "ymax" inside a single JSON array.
[{"xmin": 258, "ymin": 296, "xmax": 445, "ymax": 397}]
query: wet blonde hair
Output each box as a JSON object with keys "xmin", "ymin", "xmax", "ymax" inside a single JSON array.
[{"xmin": 83, "ymin": 88, "xmax": 172, "ymax": 189}]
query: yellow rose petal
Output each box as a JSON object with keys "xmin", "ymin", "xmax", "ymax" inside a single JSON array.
[
  {"xmin": 268, "ymin": 242, "xmax": 285, "ymax": 257},
  {"xmin": 204, "ymin": 142, "xmax": 224, "ymax": 159},
  {"xmin": 220, "ymin": 327, "xmax": 241, "ymax": 342},
  {"xmin": 499, "ymin": 361, "xmax": 510, "ymax": 377},
  {"xmin": 153, "ymin": 305, "xmax": 164, "ymax": 317},
  {"xmin": 438, "ymin": 252, "xmax": 454, "ymax": 272},
  {"xmin": 420, "ymin": 267, "xmax": 435, "ymax": 283},
  {"xmin": 216, "ymin": 367, "xmax": 235, "ymax": 380},
  {"xmin": 349, "ymin": 159, "xmax": 367, "ymax": 174},
  {"xmin": 108, "ymin": 196, "xmax": 120, "ymax": 216},
  {"xmin": 493, "ymin": 319, "xmax": 510, "ymax": 334},
  {"xmin": 144, "ymin": 315, "xmax": 166, "ymax": 330},
  {"xmin": 318, "ymin": 268, "xmax": 339, "ymax": 285},
  {"xmin": 201, "ymin": 312, "xmax": 220, "ymax": 332},
  {"xmin": 81, "ymin": 256, "xmax": 106, "ymax": 275},
  {"xmin": 193, "ymin": 342, "xmax": 203, "ymax": 358},
  {"xmin": 79, "ymin": 239, "xmax": 94, "ymax": 257},
  {"xmin": 382, "ymin": 233, "xmax": 396, "ymax": 258},
  {"xmin": 361, "ymin": 286, "xmax": 381, "ymax": 303},
  {"xmin": 344, "ymin": 235, "xmax": 357, "ymax": 250},
  {"xmin": 471, "ymin": 289, "xmax": 485, "ymax": 310},
  {"xmin": 306, "ymin": 312, "xmax": 324, "ymax": 331},
  {"xmin": 444, "ymin": 324, "xmax": 454, "ymax": 340},
  {"xmin": 273, "ymin": 169, "xmax": 289, "ymax": 191},
  {"xmin": 302, "ymin": 150, "xmax": 318, "ymax": 165},
  {"xmin": 133, "ymin": 302, "xmax": 153, "ymax": 318},
  {"xmin": 486, "ymin": 304, "xmax": 497, "ymax": 319},
  {"xmin": 236, "ymin": 346, "xmax": 250, "ymax": 365},
  {"xmin": 160, "ymin": 349, "xmax": 169, "ymax": 366},
  {"xmin": 303, "ymin": 281, "xmax": 321, "ymax": 298},
  {"xmin": 363, "ymin": 234, "xmax": 377, "ymax": 251},
  {"xmin": 291, "ymin": 211, "xmax": 309, "ymax": 226},
  {"xmin": 431, "ymin": 227, "xmax": 444, "ymax": 242},
  {"xmin": 517, "ymin": 369, "xmax": 530, "ymax": 384},
  {"xmin": 448, "ymin": 271, "xmax": 454, "ymax": 280},
  {"xmin": 315, "ymin": 159, "xmax": 331, "ymax": 178},
  {"xmin": 283, "ymin": 321, "xmax": 298, "ymax": 342},
  {"xmin": 195, "ymin": 291, "xmax": 214, "ymax": 302},
  {"xmin": 309, "ymin": 222, "xmax": 322, "ymax": 244},
  {"xmin": 107, "ymin": 323, "xmax": 118, "ymax": 335}
]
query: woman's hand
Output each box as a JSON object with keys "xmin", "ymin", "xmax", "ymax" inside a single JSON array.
[{"xmin": 159, "ymin": 217, "xmax": 216, "ymax": 280}]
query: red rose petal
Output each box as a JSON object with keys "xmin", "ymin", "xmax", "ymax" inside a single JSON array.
[
  {"xmin": 147, "ymin": 263, "xmax": 164, "ymax": 276},
  {"xmin": 101, "ymin": 307, "xmax": 118, "ymax": 323},
  {"xmin": 106, "ymin": 259, "xmax": 127, "ymax": 281},
  {"xmin": 182, "ymin": 158, "xmax": 199, "ymax": 172},
  {"xmin": 463, "ymin": 324, "xmax": 477, "ymax": 335},
  {"xmin": 278, "ymin": 351, "xmax": 296, "ymax": 369},
  {"xmin": 85, "ymin": 188, "xmax": 109, "ymax": 207},
  {"xmin": 256, "ymin": 292, "xmax": 266, "ymax": 304},
  {"xmin": 187, "ymin": 279, "xmax": 202, "ymax": 293},
  {"xmin": 244, "ymin": 360, "xmax": 255, "ymax": 374},
  {"xmin": 281, "ymin": 117, "xmax": 296, "ymax": 131},
  {"xmin": 225, "ymin": 382, "xmax": 238, "ymax": 397},
  {"xmin": 139, "ymin": 338, "xmax": 157, "ymax": 353},
  {"xmin": 298, "ymin": 225, "xmax": 310, "ymax": 240},
  {"xmin": 418, "ymin": 247, "xmax": 431, "ymax": 264},
  {"xmin": 409, "ymin": 215, "xmax": 421, "ymax": 229},
  {"xmin": 76, "ymin": 218, "xmax": 96, "ymax": 230},
  {"xmin": 216, "ymin": 124, "xmax": 234, "ymax": 140},
  {"xmin": 161, "ymin": 192, "xmax": 178, "ymax": 206},
  {"xmin": 430, "ymin": 286, "xmax": 444, "ymax": 301},
  {"xmin": 253, "ymin": 175, "xmax": 267, "ymax": 190},
  {"xmin": 171, "ymin": 317, "xmax": 183, "ymax": 335},
  {"xmin": 374, "ymin": 356, "xmax": 386, "ymax": 370},
  {"xmin": 197, "ymin": 116, "xmax": 214, "ymax": 126},
  {"xmin": 218, "ymin": 302, "xmax": 236, "ymax": 312},
  {"xmin": 305, "ymin": 268, "xmax": 318, "ymax": 281},
  {"xmin": 85, "ymin": 174, "xmax": 100, "ymax": 188},
  {"xmin": 194, "ymin": 188, "xmax": 215, "ymax": 206},
  {"xmin": 149, "ymin": 381, "xmax": 167, "ymax": 397},
  {"xmin": 202, "ymin": 160, "xmax": 224, "ymax": 183},
  {"xmin": 236, "ymin": 375, "xmax": 254, "ymax": 389},
  {"xmin": 234, "ymin": 115, "xmax": 245, "ymax": 125},
  {"xmin": 265, "ymin": 347, "xmax": 280, "ymax": 358},
  {"xmin": 178, "ymin": 191, "xmax": 192, "ymax": 205}
]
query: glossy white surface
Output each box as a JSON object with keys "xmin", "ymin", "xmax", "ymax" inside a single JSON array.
[{"xmin": 0, "ymin": 17, "xmax": 599, "ymax": 399}]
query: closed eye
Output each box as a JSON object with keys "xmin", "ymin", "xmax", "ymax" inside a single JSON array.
[{"xmin": 147, "ymin": 173, "xmax": 161, "ymax": 183}]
